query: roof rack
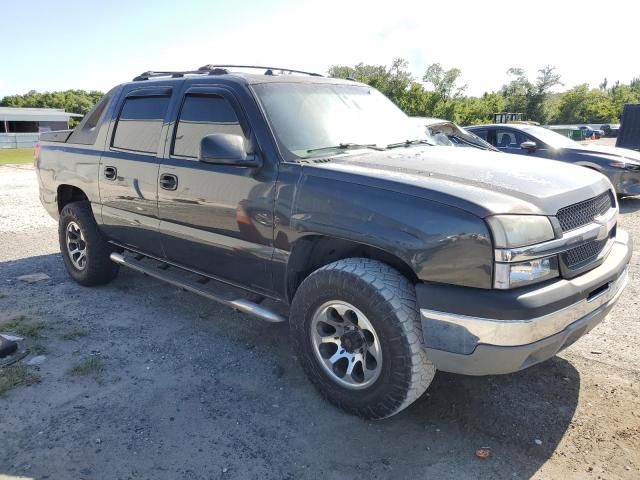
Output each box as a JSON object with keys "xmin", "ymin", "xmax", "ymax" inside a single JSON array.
[
  {"xmin": 132, "ymin": 65, "xmax": 323, "ymax": 81},
  {"xmin": 198, "ymin": 65, "xmax": 323, "ymax": 77}
]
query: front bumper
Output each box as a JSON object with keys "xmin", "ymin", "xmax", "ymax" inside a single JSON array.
[{"xmin": 418, "ymin": 229, "xmax": 632, "ymax": 375}]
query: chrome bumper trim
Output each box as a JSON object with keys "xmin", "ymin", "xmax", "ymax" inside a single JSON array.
[
  {"xmin": 420, "ymin": 265, "xmax": 628, "ymax": 348},
  {"xmin": 495, "ymin": 207, "xmax": 617, "ymax": 263}
]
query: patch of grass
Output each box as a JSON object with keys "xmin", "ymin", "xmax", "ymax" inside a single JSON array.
[
  {"xmin": 0, "ymin": 148, "xmax": 34, "ymax": 165},
  {"xmin": 61, "ymin": 329, "xmax": 88, "ymax": 341},
  {"xmin": 67, "ymin": 357, "xmax": 103, "ymax": 378},
  {"xmin": 1, "ymin": 315, "xmax": 46, "ymax": 339},
  {"xmin": 29, "ymin": 343, "xmax": 49, "ymax": 355},
  {"xmin": 0, "ymin": 365, "xmax": 41, "ymax": 397}
]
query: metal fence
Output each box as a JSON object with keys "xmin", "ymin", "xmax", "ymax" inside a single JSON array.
[{"xmin": 0, "ymin": 133, "xmax": 40, "ymax": 149}]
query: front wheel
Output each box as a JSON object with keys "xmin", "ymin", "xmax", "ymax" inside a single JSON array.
[
  {"xmin": 290, "ymin": 258, "xmax": 435, "ymax": 419},
  {"xmin": 59, "ymin": 201, "xmax": 119, "ymax": 286}
]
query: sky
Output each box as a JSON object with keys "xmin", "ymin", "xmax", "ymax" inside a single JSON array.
[{"xmin": 1, "ymin": 0, "xmax": 638, "ymax": 99}]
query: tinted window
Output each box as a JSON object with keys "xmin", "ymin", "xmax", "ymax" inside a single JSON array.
[
  {"xmin": 84, "ymin": 96, "xmax": 109, "ymax": 130},
  {"xmin": 173, "ymin": 95, "xmax": 243, "ymax": 158},
  {"xmin": 67, "ymin": 93, "xmax": 112, "ymax": 145},
  {"xmin": 112, "ymin": 96, "xmax": 169, "ymax": 153},
  {"xmin": 496, "ymin": 129, "xmax": 528, "ymax": 149},
  {"xmin": 472, "ymin": 129, "xmax": 488, "ymax": 141}
]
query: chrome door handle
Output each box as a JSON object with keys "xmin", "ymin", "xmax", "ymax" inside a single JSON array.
[{"xmin": 159, "ymin": 173, "xmax": 178, "ymax": 191}]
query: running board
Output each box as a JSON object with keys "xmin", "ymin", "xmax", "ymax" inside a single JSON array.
[{"xmin": 110, "ymin": 252, "xmax": 286, "ymax": 323}]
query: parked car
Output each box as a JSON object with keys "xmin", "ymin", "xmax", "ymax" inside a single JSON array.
[
  {"xmin": 601, "ymin": 124, "xmax": 620, "ymax": 138},
  {"xmin": 36, "ymin": 65, "xmax": 631, "ymax": 419},
  {"xmin": 412, "ymin": 117, "xmax": 498, "ymax": 151},
  {"xmin": 467, "ymin": 123, "xmax": 640, "ymax": 196},
  {"xmin": 579, "ymin": 125, "xmax": 603, "ymax": 139}
]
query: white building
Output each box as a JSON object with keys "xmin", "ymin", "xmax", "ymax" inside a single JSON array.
[{"xmin": 0, "ymin": 107, "xmax": 82, "ymax": 148}]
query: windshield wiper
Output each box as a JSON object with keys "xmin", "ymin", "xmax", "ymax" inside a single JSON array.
[
  {"xmin": 306, "ymin": 142, "xmax": 385, "ymax": 154},
  {"xmin": 386, "ymin": 139, "xmax": 434, "ymax": 149}
]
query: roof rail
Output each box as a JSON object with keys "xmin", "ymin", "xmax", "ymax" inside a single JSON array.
[
  {"xmin": 132, "ymin": 70, "xmax": 205, "ymax": 81},
  {"xmin": 198, "ymin": 64, "xmax": 323, "ymax": 77},
  {"xmin": 132, "ymin": 65, "xmax": 323, "ymax": 82}
]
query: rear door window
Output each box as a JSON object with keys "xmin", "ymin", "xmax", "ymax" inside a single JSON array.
[
  {"xmin": 112, "ymin": 96, "xmax": 170, "ymax": 154},
  {"xmin": 172, "ymin": 94, "xmax": 244, "ymax": 158}
]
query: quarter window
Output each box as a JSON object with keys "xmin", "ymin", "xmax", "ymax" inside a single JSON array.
[
  {"xmin": 173, "ymin": 95, "xmax": 243, "ymax": 158},
  {"xmin": 67, "ymin": 93, "xmax": 113, "ymax": 145},
  {"xmin": 112, "ymin": 96, "xmax": 169, "ymax": 153}
]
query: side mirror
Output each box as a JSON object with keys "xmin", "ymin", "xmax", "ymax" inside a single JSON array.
[
  {"xmin": 520, "ymin": 140, "xmax": 537, "ymax": 152},
  {"xmin": 199, "ymin": 134, "xmax": 261, "ymax": 167}
]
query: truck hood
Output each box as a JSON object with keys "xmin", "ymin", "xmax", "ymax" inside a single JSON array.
[{"xmin": 306, "ymin": 146, "xmax": 612, "ymax": 217}]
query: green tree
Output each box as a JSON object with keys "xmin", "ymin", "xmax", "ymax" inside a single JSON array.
[
  {"xmin": 499, "ymin": 66, "xmax": 561, "ymax": 123},
  {"xmin": 552, "ymin": 84, "xmax": 617, "ymax": 124},
  {"xmin": 422, "ymin": 63, "xmax": 466, "ymax": 103},
  {"xmin": 329, "ymin": 59, "xmax": 637, "ymax": 125},
  {"xmin": 454, "ymin": 93, "xmax": 506, "ymax": 125},
  {"xmin": 328, "ymin": 58, "xmax": 414, "ymax": 108}
]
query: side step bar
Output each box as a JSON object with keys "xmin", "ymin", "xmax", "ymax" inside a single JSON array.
[{"xmin": 110, "ymin": 253, "xmax": 286, "ymax": 323}]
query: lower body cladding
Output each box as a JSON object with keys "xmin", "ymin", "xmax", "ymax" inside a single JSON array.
[{"xmin": 417, "ymin": 229, "xmax": 632, "ymax": 375}]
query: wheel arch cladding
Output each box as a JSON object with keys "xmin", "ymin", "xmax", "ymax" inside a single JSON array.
[
  {"xmin": 285, "ymin": 235, "xmax": 418, "ymax": 302},
  {"xmin": 57, "ymin": 184, "xmax": 89, "ymax": 213}
]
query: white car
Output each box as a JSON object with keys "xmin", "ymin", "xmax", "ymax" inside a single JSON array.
[{"xmin": 412, "ymin": 117, "xmax": 498, "ymax": 151}]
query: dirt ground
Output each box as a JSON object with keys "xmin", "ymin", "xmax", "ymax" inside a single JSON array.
[{"xmin": 1, "ymin": 163, "xmax": 639, "ymax": 480}]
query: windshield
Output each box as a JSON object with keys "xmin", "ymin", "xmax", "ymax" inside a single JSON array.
[
  {"xmin": 253, "ymin": 83, "xmax": 430, "ymax": 159},
  {"xmin": 453, "ymin": 128, "xmax": 496, "ymax": 149},
  {"xmin": 521, "ymin": 125, "xmax": 577, "ymax": 148},
  {"xmin": 417, "ymin": 120, "xmax": 495, "ymax": 150}
]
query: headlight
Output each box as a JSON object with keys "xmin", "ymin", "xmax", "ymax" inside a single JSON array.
[
  {"xmin": 609, "ymin": 159, "xmax": 640, "ymax": 171},
  {"xmin": 494, "ymin": 256, "xmax": 559, "ymax": 289},
  {"xmin": 486, "ymin": 215, "xmax": 555, "ymax": 248}
]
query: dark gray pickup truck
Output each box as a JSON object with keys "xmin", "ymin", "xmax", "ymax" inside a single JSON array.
[{"xmin": 36, "ymin": 65, "xmax": 632, "ymax": 419}]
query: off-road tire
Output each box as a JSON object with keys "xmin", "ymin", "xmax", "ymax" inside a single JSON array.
[
  {"xmin": 290, "ymin": 258, "xmax": 436, "ymax": 419},
  {"xmin": 59, "ymin": 201, "xmax": 119, "ymax": 286}
]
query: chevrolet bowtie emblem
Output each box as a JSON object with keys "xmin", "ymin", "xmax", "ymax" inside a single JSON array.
[{"xmin": 594, "ymin": 211, "xmax": 615, "ymax": 241}]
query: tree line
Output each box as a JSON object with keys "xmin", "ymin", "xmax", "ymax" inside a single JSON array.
[
  {"xmin": 329, "ymin": 59, "xmax": 640, "ymax": 125},
  {"xmin": 2, "ymin": 60, "xmax": 639, "ymax": 126}
]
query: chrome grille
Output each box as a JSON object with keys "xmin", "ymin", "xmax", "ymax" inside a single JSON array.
[
  {"xmin": 563, "ymin": 237, "xmax": 609, "ymax": 268},
  {"xmin": 556, "ymin": 192, "xmax": 613, "ymax": 232}
]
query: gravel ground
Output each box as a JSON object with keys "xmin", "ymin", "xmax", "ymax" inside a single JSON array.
[
  {"xmin": 0, "ymin": 164, "xmax": 639, "ymax": 480},
  {"xmin": 578, "ymin": 137, "xmax": 618, "ymax": 147}
]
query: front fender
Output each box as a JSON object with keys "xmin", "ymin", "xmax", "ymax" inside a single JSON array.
[{"xmin": 289, "ymin": 175, "xmax": 493, "ymax": 289}]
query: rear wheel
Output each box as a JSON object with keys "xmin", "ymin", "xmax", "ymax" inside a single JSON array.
[
  {"xmin": 290, "ymin": 258, "xmax": 435, "ymax": 419},
  {"xmin": 59, "ymin": 201, "xmax": 119, "ymax": 286}
]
